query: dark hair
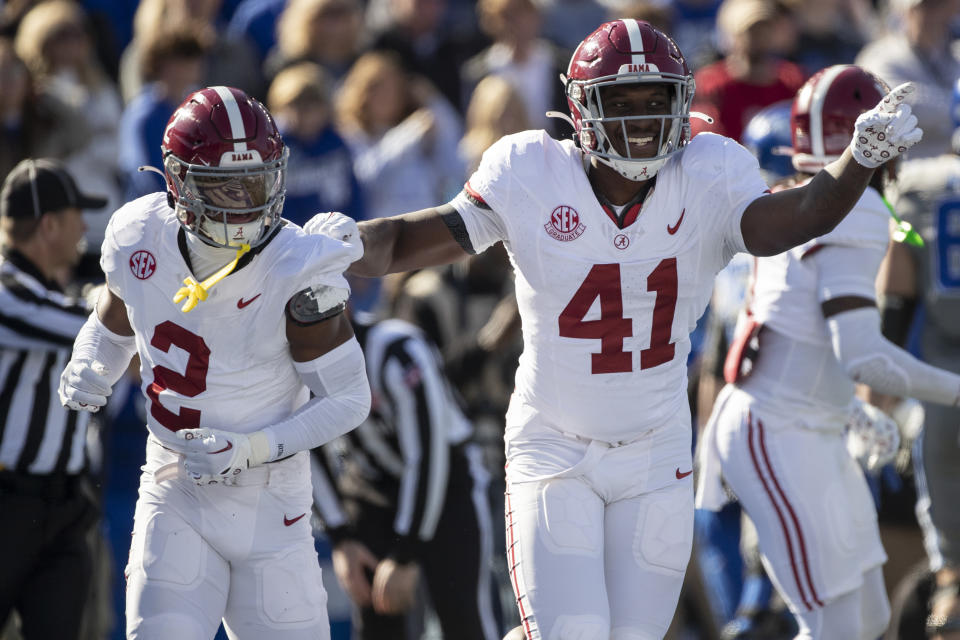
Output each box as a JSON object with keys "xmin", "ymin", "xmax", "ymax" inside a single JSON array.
[{"xmin": 139, "ymin": 25, "xmax": 210, "ymax": 82}]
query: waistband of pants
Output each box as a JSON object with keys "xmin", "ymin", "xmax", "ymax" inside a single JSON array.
[
  {"xmin": 0, "ymin": 470, "xmax": 82, "ymax": 500},
  {"xmin": 547, "ymin": 424, "xmax": 656, "ymax": 449}
]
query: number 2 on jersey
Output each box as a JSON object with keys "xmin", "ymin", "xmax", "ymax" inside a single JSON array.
[
  {"xmin": 558, "ymin": 259, "xmax": 677, "ymax": 374},
  {"xmin": 146, "ymin": 321, "xmax": 210, "ymax": 431}
]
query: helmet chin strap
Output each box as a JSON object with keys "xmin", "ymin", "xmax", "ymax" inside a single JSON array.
[{"xmin": 173, "ymin": 243, "xmax": 251, "ymax": 312}]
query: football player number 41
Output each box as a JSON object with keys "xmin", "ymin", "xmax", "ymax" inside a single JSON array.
[{"xmin": 559, "ymin": 259, "xmax": 677, "ymax": 374}]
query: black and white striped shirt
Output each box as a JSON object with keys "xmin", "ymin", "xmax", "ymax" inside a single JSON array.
[
  {"xmin": 311, "ymin": 318, "xmax": 473, "ymax": 559},
  {"xmin": 0, "ymin": 250, "xmax": 91, "ymax": 475}
]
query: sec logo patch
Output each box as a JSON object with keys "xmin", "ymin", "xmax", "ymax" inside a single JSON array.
[
  {"xmin": 545, "ymin": 205, "xmax": 586, "ymax": 242},
  {"xmin": 130, "ymin": 250, "xmax": 156, "ymax": 280}
]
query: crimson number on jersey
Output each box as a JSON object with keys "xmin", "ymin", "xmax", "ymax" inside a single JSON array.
[
  {"xmin": 146, "ymin": 321, "xmax": 210, "ymax": 431},
  {"xmin": 558, "ymin": 259, "xmax": 678, "ymax": 374}
]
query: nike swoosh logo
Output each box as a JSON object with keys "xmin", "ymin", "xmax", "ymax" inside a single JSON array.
[
  {"xmin": 676, "ymin": 468, "xmax": 693, "ymax": 479},
  {"xmin": 667, "ymin": 208, "xmax": 686, "ymax": 235},
  {"xmin": 237, "ymin": 294, "xmax": 261, "ymax": 309},
  {"xmin": 284, "ymin": 513, "xmax": 306, "ymax": 527},
  {"xmin": 210, "ymin": 442, "xmax": 233, "ymax": 454}
]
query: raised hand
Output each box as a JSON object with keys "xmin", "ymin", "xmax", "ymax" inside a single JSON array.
[{"xmin": 850, "ymin": 82, "xmax": 923, "ymax": 168}]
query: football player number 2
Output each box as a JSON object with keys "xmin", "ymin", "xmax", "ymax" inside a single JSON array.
[
  {"xmin": 146, "ymin": 320, "xmax": 210, "ymax": 431},
  {"xmin": 559, "ymin": 259, "xmax": 677, "ymax": 374}
]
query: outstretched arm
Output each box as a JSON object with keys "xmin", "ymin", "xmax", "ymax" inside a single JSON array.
[
  {"xmin": 351, "ymin": 204, "xmax": 473, "ymax": 277},
  {"xmin": 741, "ymin": 83, "xmax": 922, "ymax": 257}
]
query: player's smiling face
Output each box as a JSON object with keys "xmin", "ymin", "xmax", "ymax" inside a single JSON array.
[{"xmin": 597, "ymin": 83, "xmax": 671, "ymax": 159}]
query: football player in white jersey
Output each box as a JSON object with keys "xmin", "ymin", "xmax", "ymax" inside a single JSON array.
[
  {"xmin": 872, "ymin": 78, "xmax": 960, "ymax": 638},
  {"xmin": 696, "ymin": 66, "xmax": 960, "ymax": 640},
  {"xmin": 322, "ymin": 20, "xmax": 924, "ymax": 639},
  {"xmin": 57, "ymin": 87, "xmax": 372, "ymax": 640}
]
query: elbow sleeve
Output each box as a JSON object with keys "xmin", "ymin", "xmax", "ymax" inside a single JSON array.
[
  {"xmin": 828, "ymin": 307, "xmax": 960, "ymax": 406},
  {"xmin": 261, "ymin": 338, "xmax": 371, "ymax": 460}
]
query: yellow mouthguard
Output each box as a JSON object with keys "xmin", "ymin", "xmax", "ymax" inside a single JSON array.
[{"xmin": 173, "ymin": 243, "xmax": 251, "ymax": 312}]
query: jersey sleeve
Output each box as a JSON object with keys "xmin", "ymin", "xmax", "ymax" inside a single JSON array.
[
  {"xmin": 280, "ymin": 229, "xmax": 362, "ymax": 307},
  {"xmin": 99, "ymin": 195, "xmax": 164, "ymax": 299},
  {"xmin": 448, "ymin": 135, "xmax": 518, "ymax": 254},
  {"xmin": 683, "ymin": 134, "xmax": 770, "ymax": 262}
]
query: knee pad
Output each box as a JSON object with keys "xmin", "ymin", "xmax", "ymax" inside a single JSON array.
[
  {"xmin": 547, "ymin": 614, "xmax": 608, "ymax": 640},
  {"xmin": 128, "ymin": 614, "xmax": 209, "ymax": 640}
]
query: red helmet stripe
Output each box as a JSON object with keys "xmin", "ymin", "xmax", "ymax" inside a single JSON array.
[
  {"xmin": 807, "ymin": 65, "xmax": 849, "ymax": 160},
  {"xmin": 211, "ymin": 86, "xmax": 249, "ymax": 153}
]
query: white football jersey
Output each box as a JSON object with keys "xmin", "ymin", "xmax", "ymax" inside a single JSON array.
[
  {"xmin": 452, "ymin": 131, "xmax": 768, "ymax": 442},
  {"xmin": 100, "ymin": 193, "xmax": 360, "ymax": 449},
  {"xmin": 743, "ymin": 185, "xmax": 890, "ymax": 421},
  {"xmin": 750, "ymin": 185, "xmax": 889, "ymax": 345}
]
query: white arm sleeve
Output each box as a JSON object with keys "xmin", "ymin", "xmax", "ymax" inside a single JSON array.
[
  {"xmin": 259, "ymin": 338, "xmax": 372, "ymax": 461},
  {"xmin": 827, "ymin": 307, "xmax": 960, "ymax": 406},
  {"xmin": 70, "ymin": 312, "xmax": 137, "ymax": 386}
]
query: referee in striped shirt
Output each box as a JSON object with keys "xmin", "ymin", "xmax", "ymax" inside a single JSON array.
[
  {"xmin": 312, "ymin": 315, "xmax": 502, "ymax": 640},
  {"xmin": 0, "ymin": 159, "xmax": 108, "ymax": 640}
]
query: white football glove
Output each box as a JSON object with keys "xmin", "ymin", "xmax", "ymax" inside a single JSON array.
[
  {"xmin": 850, "ymin": 82, "xmax": 923, "ymax": 168},
  {"xmin": 304, "ymin": 211, "xmax": 359, "ymax": 244},
  {"xmin": 58, "ymin": 360, "xmax": 113, "ymax": 412},
  {"xmin": 845, "ymin": 398, "xmax": 901, "ymax": 472},
  {"xmin": 177, "ymin": 428, "xmax": 271, "ymax": 485}
]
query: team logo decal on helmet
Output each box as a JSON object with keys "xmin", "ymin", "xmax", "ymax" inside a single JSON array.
[
  {"xmin": 791, "ymin": 65, "xmax": 889, "ymax": 173},
  {"xmin": 564, "ymin": 19, "xmax": 696, "ymax": 182},
  {"xmin": 158, "ymin": 86, "xmax": 288, "ymax": 249}
]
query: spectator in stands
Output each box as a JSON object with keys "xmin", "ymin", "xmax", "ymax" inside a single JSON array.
[
  {"xmin": 14, "ymin": 0, "xmax": 123, "ymax": 281},
  {"xmin": 0, "ymin": 158, "xmax": 107, "ymax": 640},
  {"xmin": 856, "ymin": 0, "xmax": 960, "ymax": 160},
  {"xmin": 266, "ymin": 0, "xmax": 365, "ymax": 86},
  {"xmin": 266, "ymin": 61, "xmax": 365, "ymax": 227},
  {"xmin": 462, "ymin": 0, "xmax": 568, "ymax": 134},
  {"xmin": 618, "ymin": 0, "xmax": 675, "ymax": 35},
  {"xmin": 335, "ymin": 52, "xmax": 463, "ymax": 313},
  {"xmin": 459, "ymin": 74, "xmax": 530, "ymax": 174},
  {"xmin": 691, "ymin": 0, "xmax": 805, "ymax": 142},
  {"xmin": 336, "ymin": 51, "xmax": 463, "ymax": 223},
  {"xmin": 0, "ymin": 38, "xmax": 86, "ymax": 184},
  {"xmin": 659, "ymin": 0, "xmax": 723, "ymax": 71},
  {"xmin": 369, "ymin": 0, "xmax": 484, "ymax": 113},
  {"xmin": 227, "ymin": 0, "xmax": 286, "ymax": 64},
  {"xmin": 779, "ymin": 0, "xmax": 876, "ymax": 74},
  {"xmin": 119, "ymin": 0, "xmax": 263, "ymax": 103},
  {"xmin": 118, "ymin": 27, "xmax": 208, "ymax": 199}
]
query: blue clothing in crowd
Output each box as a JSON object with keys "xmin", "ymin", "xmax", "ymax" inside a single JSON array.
[
  {"xmin": 280, "ymin": 126, "xmax": 366, "ymax": 227},
  {"xmin": 118, "ymin": 84, "xmax": 180, "ymax": 200}
]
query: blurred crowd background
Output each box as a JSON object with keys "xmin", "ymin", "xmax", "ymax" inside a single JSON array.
[{"xmin": 1, "ymin": 0, "xmax": 958, "ymax": 637}]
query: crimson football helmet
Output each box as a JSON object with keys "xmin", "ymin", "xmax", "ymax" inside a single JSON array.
[
  {"xmin": 791, "ymin": 65, "xmax": 889, "ymax": 173},
  {"xmin": 565, "ymin": 19, "xmax": 695, "ymax": 181},
  {"xmin": 160, "ymin": 86, "xmax": 287, "ymax": 249}
]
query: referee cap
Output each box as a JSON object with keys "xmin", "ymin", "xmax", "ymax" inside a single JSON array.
[{"xmin": 1, "ymin": 158, "xmax": 107, "ymax": 219}]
